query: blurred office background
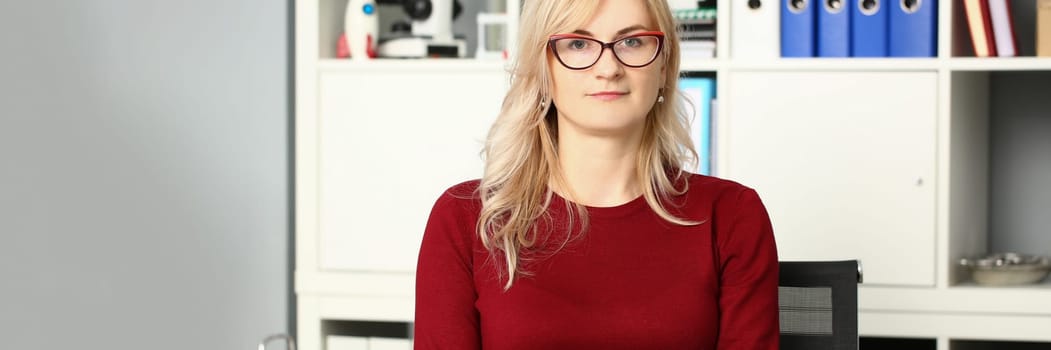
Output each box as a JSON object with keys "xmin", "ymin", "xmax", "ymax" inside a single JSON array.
[{"xmin": 0, "ymin": 1, "xmax": 293, "ymax": 349}]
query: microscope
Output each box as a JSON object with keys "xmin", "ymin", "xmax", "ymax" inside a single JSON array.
[{"xmin": 374, "ymin": 0, "xmax": 467, "ymax": 58}]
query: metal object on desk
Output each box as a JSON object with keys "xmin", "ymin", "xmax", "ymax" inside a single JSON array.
[
  {"xmin": 257, "ymin": 333, "xmax": 296, "ymax": 350},
  {"xmin": 960, "ymin": 252, "xmax": 1051, "ymax": 286}
]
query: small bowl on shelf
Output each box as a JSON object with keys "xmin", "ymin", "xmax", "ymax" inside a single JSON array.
[{"xmin": 959, "ymin": 252, "xmax": 1051, "ymax": 286}]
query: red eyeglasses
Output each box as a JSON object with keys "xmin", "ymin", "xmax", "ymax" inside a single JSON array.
[{"xmin": 548, "ymin": 31, "xmax": 665, "ymax": 70}]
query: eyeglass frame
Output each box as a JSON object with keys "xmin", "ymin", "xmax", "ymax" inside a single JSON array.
[{"xmin": 547, "ymin": 31, "xmax": 666, "ymax": 70}]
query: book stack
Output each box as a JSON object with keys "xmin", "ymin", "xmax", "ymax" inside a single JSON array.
[
  {"xmin": 964, "ymin": 0, "xmax": 1051, "ymax": 57},
  {"xmin": 674, "ymin": 7, "xmax": 717, "ymax": 59}
]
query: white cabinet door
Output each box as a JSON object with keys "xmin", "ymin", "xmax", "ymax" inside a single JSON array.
[
  {"xmin": 724, "ymin": 71, "xmax": 938, "ymax": 286},
  {"xmin": 317, "ymin": 68, "xmax": 507, "ymax": 272}
]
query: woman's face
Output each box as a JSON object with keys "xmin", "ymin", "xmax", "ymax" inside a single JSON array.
[{"xmin": 547, "ymin": 0, "xmax": 665, "ymax": 138}]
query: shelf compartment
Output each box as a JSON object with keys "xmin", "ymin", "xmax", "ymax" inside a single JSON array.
[
  {"xmin": 947, "ymin": 70, "xmax": 1051, "ymax": 286},
  {"xmin": 987, "ymin": 71, "xmax": 1051, "ymax": 257},
  {"xmin": 318, "ymin": 0, "xmax": 513, "ymax": 59}
]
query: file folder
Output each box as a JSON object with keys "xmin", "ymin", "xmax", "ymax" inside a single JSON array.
[
  {"xmin": 782, "ymin": 0, "xmax": 817, "ymax": 57},
  {"xmin": 679, "ymin": 77, "xmax": 715, "ymax": 175},
  {"xmin": 851, "ymin": 0, "xmax": 888, "ymax": 56},
  {"xmin": 988, "ymin": 0, "xmax": 1017, "ymax": 56},
  {"xmin": 818, "ymin": 0, "xmax": 852, "ymax": 56},
  {"xmin": 889, "ymin": 0, "xmax": 937, "ymax": 57},
  {"xmin": 732, "ymin": 0, "xmax": 781, "ymax": 59}
]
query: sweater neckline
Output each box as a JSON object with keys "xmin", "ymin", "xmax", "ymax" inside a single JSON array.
[{"xmin": 549, "ymin": 190, "xmax": 649, "ymax": 219}]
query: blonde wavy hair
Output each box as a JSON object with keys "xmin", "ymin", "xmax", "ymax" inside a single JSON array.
[{"xmin": 478, "ymin": 0, "xmax": 700, "ymax": 290}]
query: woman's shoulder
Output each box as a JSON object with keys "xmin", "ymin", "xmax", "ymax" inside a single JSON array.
[
  {"xmin": 431, "ymin": 179, "xmax": 483, "ymax": 214},
  {"xmin": 682, "ymin": 172, "xmax": 758, "ymax": 200},
  {"xmin": 675, "ymin": 171, "xmax": 769, "ymax": 215},
  {"xmin": 444, "ymin": 179, "xmax": 482, "ymax": 198}
]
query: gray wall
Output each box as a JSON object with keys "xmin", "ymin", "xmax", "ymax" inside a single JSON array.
[
  {"xmin": 0, "ymin": 1, "xmax": 291, "ymax": 349},
  {"xmin": 989, "ymin": 72, "xmax": 1051, "ymax": 256}
]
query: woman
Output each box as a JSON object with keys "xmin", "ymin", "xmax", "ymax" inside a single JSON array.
[{"xmin": 414, "ymin": 0, "xmax": 779, "ymax": 348}]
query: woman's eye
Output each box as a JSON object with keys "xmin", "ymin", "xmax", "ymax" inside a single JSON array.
[
  {"xmin": 623, "ymin": 38, "xmax": 642, "ymax": 47},
  {"xmin": 568, "ymin": 40, "xmax": 588, "ymax": 50}
]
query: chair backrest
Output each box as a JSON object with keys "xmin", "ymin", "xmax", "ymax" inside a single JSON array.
[{"xmin": 778, "ymin": 260, "xmax": 861, "ymax": 350}]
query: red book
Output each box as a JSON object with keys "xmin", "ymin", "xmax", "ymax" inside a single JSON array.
[{"xmin": 964, "ymin": 0, "xmax": 998, "ymax": 57}]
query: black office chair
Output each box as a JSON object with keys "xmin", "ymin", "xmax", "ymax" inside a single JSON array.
[{"xmin": 778, "ymin": 260, "xmax": 862, "ymax": 350}]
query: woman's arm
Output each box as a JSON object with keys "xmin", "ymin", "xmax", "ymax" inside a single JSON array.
[
  {"xmin": 414, "ymin": 190, "xmax": 482, "ymax": 350},
  {"xmin": 715, "ymin": 188, "xmax": 780, "ymax": 349}
]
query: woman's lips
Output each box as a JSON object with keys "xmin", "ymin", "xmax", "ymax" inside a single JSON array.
[{"xmin": 588, "ymin": 91, "xmax": 627, "ymax": 101}]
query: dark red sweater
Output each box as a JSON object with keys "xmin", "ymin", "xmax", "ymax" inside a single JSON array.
[{"xmin": 414, "ymin": 174, "xmax": 779, "ymax": 349}]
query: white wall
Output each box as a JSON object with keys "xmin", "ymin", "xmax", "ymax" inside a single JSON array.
[{"xmin": 0, "ymin": 1, "xmax": 291, "ymax": 349}]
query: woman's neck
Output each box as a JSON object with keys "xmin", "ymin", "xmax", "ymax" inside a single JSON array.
[{"xmin": 552, "ymin": 124, "xmax": 644, "ymax": 207}]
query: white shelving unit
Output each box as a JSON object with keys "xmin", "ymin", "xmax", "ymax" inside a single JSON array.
[{"xmin": 296, "ymin": 0, "xmax": 1051, "ymax": 349}]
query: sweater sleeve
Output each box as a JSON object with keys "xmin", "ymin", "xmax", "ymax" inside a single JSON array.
[
  {"xmin": 414, "ymin": 190, "xmax": 482, "ymax": 350},
  {"xmin": 715, "ymin": 188, "xmax": 780, "ymax": 349}
]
